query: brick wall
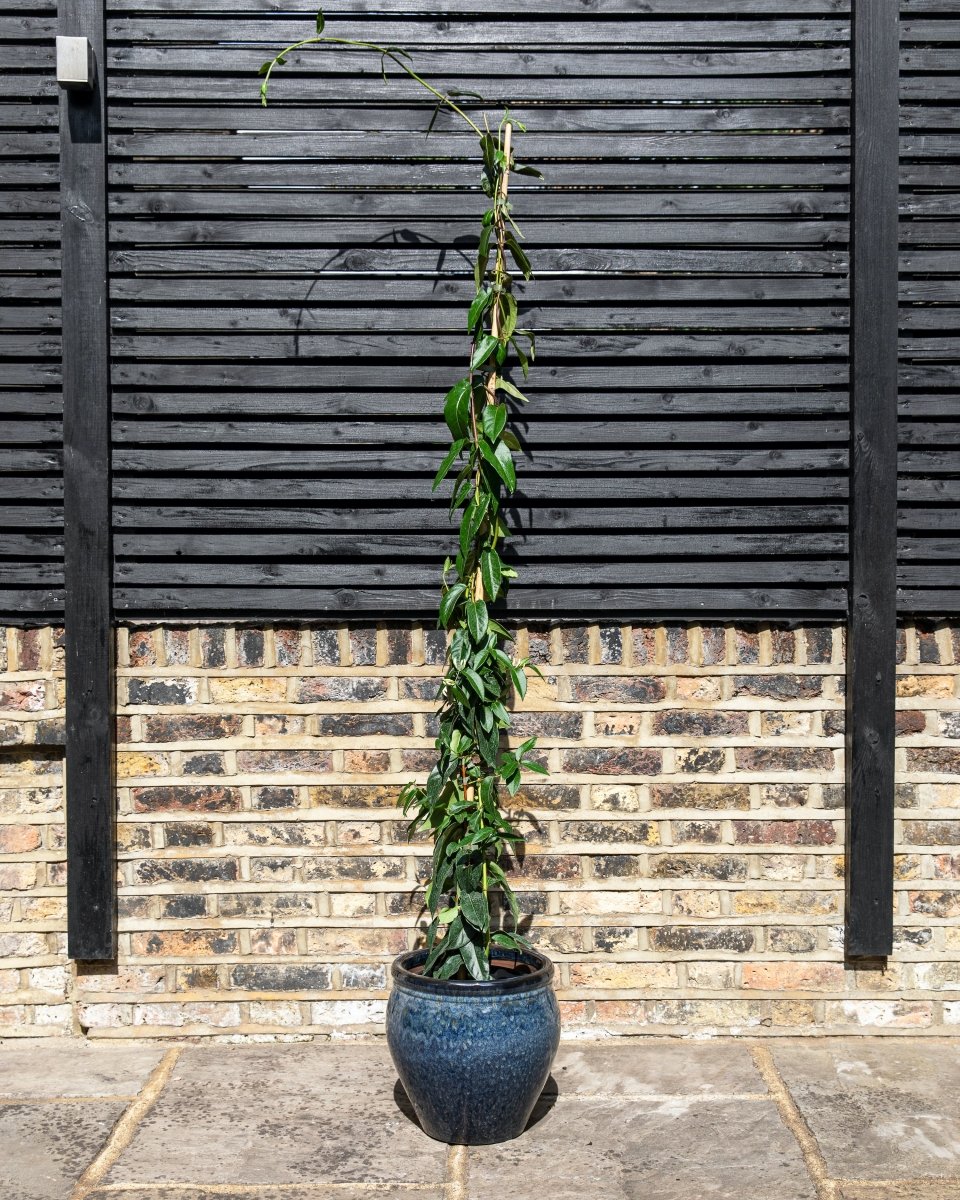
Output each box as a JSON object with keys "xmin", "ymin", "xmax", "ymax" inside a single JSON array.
[{"xmin": 1, "ymin": 620, "xmax": 959, "ymax": 1039}]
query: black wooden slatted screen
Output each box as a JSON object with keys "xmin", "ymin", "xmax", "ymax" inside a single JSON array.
[
  {"xmin": 0, "ymin": 0, "xmax": 63, "ymax": 618},
  {"xmin": 899, "ymin": 2, "xmax": 960, "ymax": 614},
  {"xmin": 104, "ymin": 0, "xmax": 852, "ymax": 619}
]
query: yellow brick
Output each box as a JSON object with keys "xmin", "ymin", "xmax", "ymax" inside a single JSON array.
[{"xmin": 208, "ymin": 676, "xmax": 288, "ymax": 703}]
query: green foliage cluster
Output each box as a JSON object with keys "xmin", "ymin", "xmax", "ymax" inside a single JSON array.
[{"xmin": 260, "ymin": 11, "xmax": 546, "ymax": 982}]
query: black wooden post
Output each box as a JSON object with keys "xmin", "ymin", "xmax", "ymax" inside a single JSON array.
[
  {"xmin": 59, "ymin": 0, "xmax": 116, "ymax": 959},
  {"xmin": 846, "ymin": 0, "xmax": 899, "ymax": 957}
]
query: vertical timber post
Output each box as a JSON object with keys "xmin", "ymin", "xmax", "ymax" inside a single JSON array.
[
  {"xmin": 846, "ymin": 0, "xmax": 899, "ymax": 957},
  {"xmin": 60, "ymin": 0, "xmax": 116, "ymax": 958}
]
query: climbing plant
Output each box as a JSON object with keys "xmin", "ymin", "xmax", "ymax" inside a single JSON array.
[{"xmin": 260, "ymin": 12, "xmax": 546, "ymax": 981}]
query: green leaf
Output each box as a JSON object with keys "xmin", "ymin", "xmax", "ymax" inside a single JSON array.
[
  {"xmin": 438, "ymin": 583, "xmax": 465, "ymax": 628},
  {"xmin": 459, "ymin": 890, "xmax": 489, "ymax": 932},
  {"xmin": 509, "ymin": 661, "xmax": 527, "ymax": 700},
  {"xmin": 434, "ymin": 953, "xmax": 464, "ymax": 980},
  {"xmin": 315, "ymin": 8, "xmax": 325, "ymax": 33},
  {"xmin": 479, "ymin": 438, "xmax": 516, "ymax": 492},
  {"xmin": 481, "ymin": 404, "xmax": 507, "ymax": 443},
  {"xmin": 443, "ymin": 378, "xmax": 471, "ymax": 440},
  {"xmin": 471, "ymin": 334, "xmax": 499, "ymax": 371},
  {"xmin": 500, "ymin": 292, "xmax": 518, "ymax": 340},
  {"xmin": 523, "ymin": 760, "xmax": 549, "ymax": 775},
  {"xmin": 460, "ymin": 937, "xmax": 489, "ymax": 981},
  {"xmin": 481, "ymin": 548, "xmax": 503, "ymax": 601},
  {"xmin": 497, "ymin": 378, "xmax": 529, "ymax": 404},
  {"xmin": 432, "ymin": 438, "xmax": 466, "ymax": 492},
  {"xmin": 459, "ymin": 494, "xmax": 489, "ymax": 561},
  {"xmin": 438, "ymin": 906, "xmax": 458, "ymax": 924},
  {"xmin": 505, "ymin": 233, "xmax": 532, "ymax": 280},
  {"xmin": 465, "ymin": 599, "xmax": 488, "ymax": 641},
  {"xmin": 512, "ymin": 163, "xmax": 544, "ymax": 179},
  {"xmin": 468, "ymin": 288, "xmax": 492, "ymax": 333},
  {"xmin": 258, "ymin": 60, "xmax": 272, "ymax": 76},
  {"xmin": 462, "ymin": 666, "xmax": 486, "ymax": 699}
]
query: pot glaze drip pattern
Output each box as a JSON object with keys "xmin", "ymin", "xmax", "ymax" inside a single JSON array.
[{"xmin": 386, "ymin": 948, "xmax": 561, "ymax": 1145}]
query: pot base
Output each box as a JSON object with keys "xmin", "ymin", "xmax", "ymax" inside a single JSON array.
[{"xmin": 386, "ymin": 948, "xmax": 561, "ymax": 1145}]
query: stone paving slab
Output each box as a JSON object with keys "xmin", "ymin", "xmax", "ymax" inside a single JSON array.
[
  {"xmin": 104, "ymin": 1044, "xmax": 448, "ymax": 1188},
  {"xmin": 0, "ymin": 1101, "xmax": 127, "ymax": 1200},
  {"xmin": 88, "ymin": 1191, "xmax": 445, "ymax": 1200},
  {"xmin": 551, "ymin": 1040, "xmax": 765, "ymax": 1097},
  {"xmin": 770, "ymin": 1039, "xmax": 960, "ymax": 1182},
  {"xmin": 0, "ymin": 1039, "xmax": 165, "ymax": 1098},
  {"xmin": 468, "ymin": 1096, "xmax": 817, "ymax": 1200}
]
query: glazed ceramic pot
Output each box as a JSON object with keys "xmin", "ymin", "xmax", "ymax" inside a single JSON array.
[{"xmin": 386, "ymin": 946, "xmax": 560, "ymax": 1145}]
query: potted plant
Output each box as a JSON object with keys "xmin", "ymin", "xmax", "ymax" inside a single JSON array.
[{"xmin": 261, "ymin": 14, "xmax": 560, "ymax": 1145}]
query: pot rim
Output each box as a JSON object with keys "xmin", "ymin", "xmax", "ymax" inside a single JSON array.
[{"xmin": 391, "ymin": 947, "xmax": 554, "ymax": 996}]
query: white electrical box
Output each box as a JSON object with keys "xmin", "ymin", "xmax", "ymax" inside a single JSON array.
[{"xmin": 56, "ymin": 36, "xmax": 94, "ymax": 89}]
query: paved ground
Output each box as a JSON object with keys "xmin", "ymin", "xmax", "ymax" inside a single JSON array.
[{"xmin": 2, "ymin": 1037, "xmax": 959, "ymax": 1200}]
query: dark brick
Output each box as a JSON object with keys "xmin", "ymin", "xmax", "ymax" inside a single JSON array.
[
  {"xmin": 315, "ymin": 712, "xmax": 414, "ymax": 737},
  {"xmin": 650, "ymin": 854, "xmax": 749, "ymax": 881},
  {"xmin": 132, "ymin": 785, "xmax": 242, "ymax": 813},
  {"xmin": 142, "ymin": 714, "xmax": 243, "ymax": 742},
  {"xmin": 302, "ymin": 856, "xmax": 405, "ymax": 881},
  {"xmin": 665, "ymin": 625, "xmax": 689, "ymax": 664},
  {"xmin": 560, "ymin": 820, "xmax": 656, "ymax": 844},
  {"xmin": 653, "ymin": 711, "xmax": 748, "ymax": 737},
  {"xmin": 733, "ymin": 819, "xmax": 836, "ymax": 846},
  {"xmin": 896, "ymin": 626, "xmax": 907, "ymax": 665},
  {"xmin": 560, "ymin": 627, "xmax": 590, "ymax": 664},
  {"xmin": 182, "ymin": 752, "xmax": 226, "ymax": 776},
  {"xmin": 803, "ymin": 627, "xmax": 834, "ymax": 665},
  {"xmin": 296, "ymin": 677, "xmax": 388, "ymax": 703},
  {"xmin": 527, "ymin": 628, "xmax": 552, "ymax": 666},
  {"xmin": 401, "ymin": 678, "xmax": 441, "ymax": 701},
  {"xmin": 650, "ymin": 783, "xmax": 750, "ymax": 810},
  {"xmin": 917, "ymin": 623, "xmax": 942, "ymax": 665},
  {"xmin": 907, "ymin": 748, "xmax": 960, "ymax": 774},
  {"xmin": 651, "ymin": 927, "xmax": 754, "ymax": 953},
  {"xmin": 116, "ymin": 716, "xmax": 133, "ymax": 742},
  {"xmin": 594, "ymin": 926, "xmax": 637, "ymax": 952},
  {"xmin": 199, "ymin": 628, "xmax": 227, "ymax": 669},
  {"xmin": 896, "ymin": 783, "xmax": 918, "ymax": 809},
  {"xmin": 734, "ymin": 747, "xmax": 834, "ymax": 772},
  {"xmin": 676, "ymin": 748, "xmax": 726, "ymax": 774},
  {"xmin": 512, "ymin": 784, "xmax": 581, "ymax": 811},
  {"xmin": 896, "ymin": 710, "xmax": 926, "ymax": 737},
  {"xmin": 400, "ymin": 749, "xmax": 436, "ymax": 772},
  {"xmin": 592, "ymin": 854, "xmax": 642, "ymax": 879},
  {"xmin": 34, "ymin": 718, "xmax": 65, "ymax": 745},
  {"xmin": 770, "ymin": 629, "xmax": 796, "ymax": 665},
  {"xmin": 275, "ymin": 628, "xmax": 303, "ymax": 666},
  {"xmin": 161, "ymin": 894, "xmax": 207, "ymax": 919},
  {"xmin": 311, "ymin": 629, "xmax": 342, "ymax": 666},
  {"xmin": 570, "ymin": 677, "xmax": 666, "ymax": 704},
  {"xmin": 631, "ymin": 627, "xmax": 657, "ymax": 665},
  {"xmin": 118, "ymin": 896, "xmax": 154, "ymax": 920},
  {"xmin": 823, "ymin": 710, "xmax": 845, "ymax": 736},
  {"xmin": 236, "ymin": 750, "xmax": 333, "ymax": 773},
  {"xmin": 422, "ymin": 629, "xmax": 447, "ymax": 666},
  {"xmin": 560, "ymin": 747, "xmax": 661, "ymax": 776},
  {"xmin": 513, "ymin": 855, "xmax": 580, "ymax": 881},
  {"xmin": 598, "ymin": 626, "xmax": 623, "ymax": 664},
  {"xmin": 178, "ymin": 966, "xmax": 219, "ymax": 989},
  {"xmin": 941, "ymin": 713, "xmax": 960, "ymax": 739},
  {"xmin": 16, "ymin": 628, "xmax": 42, "ymax": 670},
  {"xmin": 253, "ymin": 786, "xmax": 299, "ymax": 810},
  {"xmin": 732, "ymin": 675, "xmax": 824, "ymax": 701},
  {"xmin": 672, "ymin": 820, "xmax": 723, "ymax": 845},
  {"xmin": 510, "ymin": 712, "xmax": 582, "ymax": 739},
  {"xmin": 134, "ymin": 858, "xmax": 238, "ymax": 884},
  {"xmin": 219, "ymin": 893, "xmax": 316, "ymax": 917},
  {"xmin": 385, "ymin": 628, "xmax": 414, "ymax": 665},
  {"xmin": 308, "ymin": 784, "xmax": 397, "ymax": 809},
  {"xmin": 164, "ymin": 822, "xmax": 215, "ymax": 847},
  {"xmin": 127, "ymin": 678, "xmax": 198, "ymax": 706},
  {"xmin": 238, "ymin": 628, "xmax": 265, "ymax": 667},
  {"xmin": 699, "ymin": 625, "xmax": 727, "ymax": 666},
  {"xmin": 349, "ymin": 628, "xmax": 378, "ymax": 666},
  {"xmin": 734, "ymin": 628, "xmax": 760, "ymax": 664},
  {"xmin": 128, "ymin": 628, "xmax": 159, "ymax": 667},
  {"xmin": 386, "ymin": 891, "xmax": 426, "ymax": 916},
  {"xmin": 137, "ymin": 930, "xmax": 237, "ymax": 956},
  {"xmin": 230, "ymin": 964, "xmax": 332, "ymax": 991},
  {"xmin": 162, "ymin": 628, "xmax": 191, "ymax": 665}
]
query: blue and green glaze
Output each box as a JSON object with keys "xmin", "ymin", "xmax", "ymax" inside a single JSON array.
[{"xmin": 386, "ymin": 948, "xmax": 561, "ymax": 1145}]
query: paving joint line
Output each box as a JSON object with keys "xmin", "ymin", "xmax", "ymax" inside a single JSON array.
[
  {"xmin": 751, "ymin": 1044, "xmax": 840, "ymax": 1200},
  {"xmin": 445, "ymin": 1144, "xmax": 468, "ymax": 1200},
  {"xmin": 0, "ymin": 1095, "xmax": 139, "ymax": 1105},
  {"xmin": 71, "ymin": 1047, "xmax": 182, "ymax": 1200},
  {"xmin": 89, "ymin": 1186, "xmax": 441, "ymax": 1195}
]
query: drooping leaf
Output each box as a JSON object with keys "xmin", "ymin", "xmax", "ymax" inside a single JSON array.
[
  {"xmin": 470, "ymin": 334, "xmax": 499, "ymax": 371},
  {"xmin": 443, "ymin": 378, "xmax": 471, "ymax": 440},
  {"xmin": 497, "ymin": 377, "xmax": 529, "ymax": 404},
  {"xmin": 435, "ymin": 952, "xmax": 465, "ymax": 979},
  {"xmin": 479, "ymin": 437, "xmax": 516, "ymax": 492},
  {"xmin": 315, "ymin": 8, "xmax": 325, "ymax": 33},
  {"xmin": 459, "ymin": 889, "xmax": 489, "ymax": 932},
  {"xmin": 438, "ymin": 583, "xmax": 466, "ymax": 627},
  {"xmin": 481, "ymin": 403, "xmax": 507, "ymax": 443},
  {"xmin": 465, "ymin": 599, "xmax": 488, "ymax": 641},
  {"xmin": 460, "ymin": 936, "xmax": 489, "ymax": 981},
  {"xmin": 481, "ymin": 548, "xmax": 503, "ymax": 600},
  {"xmin": 462, "ymin": 666, "xmax": 486, "ymax": 699},
  {"xmin": 468, "ymin": 288, "xmax": 492, "ymax": 332},
  {"xmin": 432, "ymin": 438, "xmax": 466, "ymax": 491}
]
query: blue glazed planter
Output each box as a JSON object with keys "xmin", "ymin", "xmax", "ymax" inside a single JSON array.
[{"xmin": 386, "ymin": 947, "xmax": 560, "ymax": 1145}]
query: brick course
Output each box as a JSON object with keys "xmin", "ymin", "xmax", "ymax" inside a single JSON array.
[{"xmin": 1, "ymin": 621, "xmax": 960, "ymax": 1038}]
